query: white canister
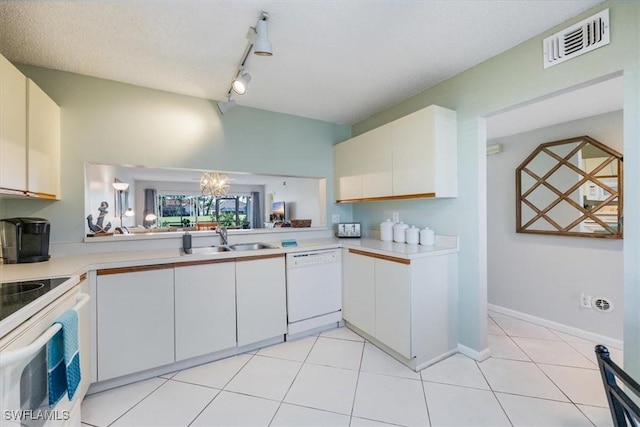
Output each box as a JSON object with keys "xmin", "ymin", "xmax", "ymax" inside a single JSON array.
[
  {"xmin": 420, "ymin": 227, "xmax": 435, "ymax": 245},
  {"xmin": 380, "ymin": 219, "xmax": 394, "ymax": 242},
  {"xmin": 393, "ymin": 222, "xmax": 409, "ymax": 243},
  {"xmin": 405, "ymin": 226, "xmax": 420, "ymax": 244}
]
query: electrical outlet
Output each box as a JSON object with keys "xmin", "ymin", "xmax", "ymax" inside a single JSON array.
[
  {"xmin": 331, "ymin": 214, "xmax": 340, "ymax": 224},
  {"xmin": 580, "ymin": 292, "xmax": 592, "ymax": 309},
  {"xmin": 392, "ymin": 212, "xmax": 400, "ymax": 223}
]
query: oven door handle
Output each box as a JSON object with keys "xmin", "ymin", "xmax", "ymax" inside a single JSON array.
[{"xmin": 0, "ymin": 293, "xmax": 90, "ymax": 369}]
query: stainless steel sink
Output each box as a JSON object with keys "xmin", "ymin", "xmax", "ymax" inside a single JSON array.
[
  {"xmin": 182, "ymin": 245, "xmax": 232, "ymax": 255},
  {"xmin": 228, "ymin": 242, "xmax": 276, "ymax": 251}
]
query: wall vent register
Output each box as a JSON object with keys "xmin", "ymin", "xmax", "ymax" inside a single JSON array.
[{"xmin": 543, "ymin": 8, "xmax": 609, "ymax": 68}]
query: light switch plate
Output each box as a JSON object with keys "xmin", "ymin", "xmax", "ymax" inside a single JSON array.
[{"xmin": 331, "ymin": 214, "xmax": 340, "ymax": 223}]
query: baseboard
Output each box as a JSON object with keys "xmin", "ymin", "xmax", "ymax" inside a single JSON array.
[
  {"xmin": 488, "ymin": 303, "xmax": 623, "ymax": 349},
  {"xmin": 458, "ymin": 343, "xmax": 491, "ymax": 362}
]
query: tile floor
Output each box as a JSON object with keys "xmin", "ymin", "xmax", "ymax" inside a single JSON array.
[{"xmin": 81, "ymin": 311, "xmax": 622, "ymax": 426}]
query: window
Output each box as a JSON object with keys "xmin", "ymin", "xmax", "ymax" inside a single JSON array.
[{"xmin": 157, "ymin": 194, "xmax": 250, "ymax": 228}]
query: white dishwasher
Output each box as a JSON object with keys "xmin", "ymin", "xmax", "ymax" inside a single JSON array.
[{"xmin": 286, "ymin": 249, "xmax": 342, "ymax": 336}]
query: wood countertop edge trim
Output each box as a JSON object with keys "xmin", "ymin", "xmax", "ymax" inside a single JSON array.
[
  {"xmin": 97, "ymin": 253, "xmax": 284, "ymax": 274},
  {"xmin": 235, "ymin": 253, "xmax": 284, "ymax": 262},
  {"xmin": 348, "ymin": 248, "xmax": 411, "ymax": 265}
]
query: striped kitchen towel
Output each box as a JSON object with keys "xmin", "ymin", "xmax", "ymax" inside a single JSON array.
[{"xmin": 47, "ymin": 309, "xmax": 81, "ymax": 406}]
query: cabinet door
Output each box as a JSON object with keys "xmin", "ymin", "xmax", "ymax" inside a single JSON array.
[
  {"xmin": 361, "ymin": 125, "xmax": 392, "ymax": 198},
  {"xmin": 342, "ymin": 250, "xmax": 375, "ymax": 337},
  {"xmin": 236, "ymin": 256, "xmax": 286, "ymax": 346},
  {"xmin": 391, "ymin": 107, "xmax": 435, "ymax": 196},
  {"xmin": 334, "ymin": 136, "xmax": 362, "ymax": 201},
  {"xmin": 175, "ymin": 261, "xmax": 236, "ymax": 361},
  {"xmin": 0, "ymin": 54, "xmax": 27, "ymax": 193},
  {"xmin": 27, "ymin": 80, "xmax": 60, "ymax": 198},
  {"xmin": 375, "ymin": 258, "xmax": 412, "ymax": 358},
  {"xmin": 97, "ymin": 267, "xmax": 174, "ymax": 381}
]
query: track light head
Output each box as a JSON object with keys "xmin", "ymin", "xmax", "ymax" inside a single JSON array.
[
  {"xmin": 253, "ymin": 18, "xmax": 272, "ymax": 56},
  {"xmin": 232, "ymin": 71, "xmax": 251, "ymax": 95},
  {"xmin": 217, "ymin": 98, "xmax": 237, "ymax": 115}
]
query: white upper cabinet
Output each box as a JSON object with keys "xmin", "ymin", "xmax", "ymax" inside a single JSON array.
[
  {"xmin": 391, "ymin": 106, "xmax": 457, "ymax": 198},
  {"xmin": 0, "ymin": 54, "xmax": 27, "ymax": 194},
  {"xmin": 27, "ymin": 80, "xmax": 60, "ymax": 198},
  {"xmin": 334, "ymin": 134, "xmax": 363, "ymax": 201},
  {"xmin": 334, "ymin": 105, "xmax": 457, "ymax": 202},
  {"xmin": 361, "ymin": 124, "xmax": 393, "ymax": 198},
  {"xmin": 0, "ymin": 53, "xmax": 60, "ymax": 199}
]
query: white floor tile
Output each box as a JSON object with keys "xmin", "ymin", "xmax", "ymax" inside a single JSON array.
[
  {"xmin": 305, "ymin": 336, "xmax": 364, "ymax": 370},
  {"xmin": 352, "ymin": 372, "xmax": 429, "ymax": 426},
  {"xmin": 488, "ymin": 317, "xmax": 506, "ymax": 336},
  {"xmin": 349, "ymin": 418, "xmax": 400, "ymax": 426},
  {"xmin": 488, "ymin": 310, "xmax": 513, "ymax": 319},
  {"xmin": 421, "ymin": 353, "xmax": 489, "ymax": 390},
  {"xmin": 257, "ymin": 336, "xmax": 317, "ymax": 362},
  {"xmin": 270, "ymin": 403, "xmax": 350, "ymax": 427},
  {"xmin": 569, "ymin": 341, "xmax": 624, "ymax": 367},
  {"xmin": 577, "ymin": 404, "xmax": 614, "ymax": 427},
  {"xmin": 538, "ymin": 363, "xmax": 608, "ymax": 407},
  {"xmin": 320, "ymin": 326, "xmax": 365, "ymax": 342},
  {"xmin": 171, "ymin": 353, "xmax": 252, "ymax": 389},
  {"xmin": 284, "ymin": 364, "xmax": 359, "ymax": 415},
  {"xmin": 81, "ymin": 377, "xmax": 166, "ymax": 426},
  {"xmin": 478, "ymin": 358, "xmax": 568, "ymax": 401},
  {"xmin": 111, "ymin": 380, "xmax": 218, "ymax": 426},
  {"xmin": 492, "ymin": 317, "xmax": 562, "ymax": 340},
  {"xmin": 496, "ymin": 393, "xmax": 593, "ymax": 427},
  {"xmin": 424, "ymin": 382, "xmax": 511, "ymax": 426},
  {"xmin": 550, "ymin": 330, "xmax": 599, "ymax": 345},
  {"xmin": 512, "ymin": 336, "xmax": 595, "ymax": 368},
  {"xmin": 224, "ymin": 355, "xmax": 302, "ymax": 401},
  {"xmin": 190, "ymin": 390, "xmax": 279, "ymax": 426},
  {"xmin": 360, "ymin": 343, "xmax": 421, "ymax": 380},
  {"xmin": 158, "ymin": 371, "xmax": 177, "ymax": 379},
  {"xmin": 488, "ymin": 334, "xmax": 531, "ymax": 361}
]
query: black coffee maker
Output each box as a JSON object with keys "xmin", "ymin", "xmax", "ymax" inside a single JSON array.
[{"xmin": 0, "ymin": 218, "xmax": 51, "ymax": 264}]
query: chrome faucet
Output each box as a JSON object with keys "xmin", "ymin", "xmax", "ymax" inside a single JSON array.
[{"xmin": 217, "ymin": 226, "xmax": 228, "ymax": 246}]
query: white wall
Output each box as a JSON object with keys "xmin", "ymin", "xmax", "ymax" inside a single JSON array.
[
  {"xmin": 487, "ymin": 110, "xmax": 623, "ymax": 340},
  {"xmin": 264, "ymin": 177, "xmax": 323, "ymax": 227}
]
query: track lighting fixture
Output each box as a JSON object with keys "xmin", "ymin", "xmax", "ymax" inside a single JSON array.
[
  {"xmin": 232, "ymin": 71, "xmax": 251, "ymax": 95},
  {"xmin": 216, "ymin": 11, "xmax": 273, "ymax": 115},
  {"xmin": 253, "ymin": 17, "xmax": 273, "ymax": 56},
  {"xmin": 217, "ymin": 97, "xmax": 237, "ymax": 115}
]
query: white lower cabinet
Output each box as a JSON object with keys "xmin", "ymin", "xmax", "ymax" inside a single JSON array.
[
  {"xmin": 236, "ymin": 255, "xmax": 287, "ymax": 346},
  {"xmin": 96, "ymin": 266, "xmax": 175, "ymax": 381},
  {"xmin": 342, "ymin": 249, "xmax": 375, "ymax": 337},
  {"xmin": 342, "ymin": 248, "xmax": 457, "ymax": 369},
  {"xmin": 174, "ymin": 261, "xmax": 236, "ymax": 361},
  {"xmin": 374, "ymin": 257, "xmax": 411, "ymax": 358}
]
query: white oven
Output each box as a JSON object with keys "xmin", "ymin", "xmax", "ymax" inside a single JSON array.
[{"xmin": 0, "ymin": 287, "xmax": 89, "ymax": 427}]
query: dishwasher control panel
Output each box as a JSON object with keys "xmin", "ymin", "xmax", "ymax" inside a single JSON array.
[{"xmin": 286, "ymin": 250, "xmax": 340, "ymax": 268}]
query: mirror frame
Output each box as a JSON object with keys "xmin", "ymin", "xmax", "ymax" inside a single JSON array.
[{"xmin": 516, "ymin": 135, "xmax": 623, "ymax": 239}]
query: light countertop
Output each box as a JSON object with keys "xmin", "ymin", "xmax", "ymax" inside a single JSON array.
[{"xmin": 0, "ymin": 236, "xmax": 457, "ymax": 338}]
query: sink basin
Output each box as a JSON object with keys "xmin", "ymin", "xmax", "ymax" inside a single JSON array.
[
  {"xmin": 182, "ymin": 245, "xmax": 232, "ymax": 255},
  {"xmin": 228, "ymin": 242, "xmax": 275, "ymax": 251}
]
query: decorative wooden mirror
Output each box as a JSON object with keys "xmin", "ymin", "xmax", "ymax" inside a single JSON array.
[{"xmin": 516, "ymin": 135, "xmax": 623, "ymax": 238}]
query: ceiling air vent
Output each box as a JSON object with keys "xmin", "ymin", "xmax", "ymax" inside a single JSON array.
[
  {"xmin": 543, "ymin": 9, "xmax": 610, "ymax": 69},
  {"xmin": 592, "ymin": 296, "xmax": 614, "ymax": 313}
]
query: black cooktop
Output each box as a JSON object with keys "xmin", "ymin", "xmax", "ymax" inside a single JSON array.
[{"xmin": 0, "ymin": 277, "xmax": 70, "ymax": 321}]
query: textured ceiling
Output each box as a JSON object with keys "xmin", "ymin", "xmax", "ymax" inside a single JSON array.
[{"xmin": 0, "ymin": 0, "xmax": 604, "ymax": 125}]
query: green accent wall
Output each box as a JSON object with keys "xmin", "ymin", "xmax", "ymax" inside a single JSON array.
[
  {"xmin": 351, "ymin": 1, "xmax": 640, "ymax": 375},
  {"xmin": 0, "ymin": 67, "xmax": 351, "ymax": 243}
]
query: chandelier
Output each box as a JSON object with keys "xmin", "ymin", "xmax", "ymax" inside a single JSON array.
[{"xmin": 200, "ymin": 172, "xmax": 230, "ymax": 198}]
